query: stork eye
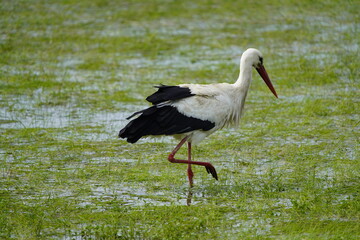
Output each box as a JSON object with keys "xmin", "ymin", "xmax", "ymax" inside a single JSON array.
[{"xmin": 259, "ymin": 57, "xmax": 263, "ymax": 65}]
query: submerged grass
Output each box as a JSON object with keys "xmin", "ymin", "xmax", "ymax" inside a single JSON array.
[{"xmin": 1, "ymin": 0, "xmax": 359, "ymax": 239}]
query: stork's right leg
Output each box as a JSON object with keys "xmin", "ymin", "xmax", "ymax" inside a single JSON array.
[{"xmin": 168, "ymin": 137, "xmax": 218, "ymax": 182}]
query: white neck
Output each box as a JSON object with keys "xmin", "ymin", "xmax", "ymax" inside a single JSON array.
[{"xmin": 233, "ymin": 58, "xmax": 253, "ymax": 90}]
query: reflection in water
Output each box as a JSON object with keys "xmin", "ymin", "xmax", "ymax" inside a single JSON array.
[{"xmin": 187, "ymin": 188, "xmax": 193, "ymax": 206}]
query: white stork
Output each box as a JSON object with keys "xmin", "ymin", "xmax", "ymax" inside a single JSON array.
[{"xmin": 119, "ymin": 48, "xmax": 278, "ymax": 187}]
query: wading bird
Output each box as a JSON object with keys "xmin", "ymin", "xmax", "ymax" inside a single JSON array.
[{"xmin": 119, "ymin": 48, "xmax": 278, "ymax": 187}]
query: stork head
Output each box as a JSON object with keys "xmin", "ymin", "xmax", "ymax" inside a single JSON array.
[{"xmin": 242, "ymin": 48, "xmax": 278, "ymax": 98}]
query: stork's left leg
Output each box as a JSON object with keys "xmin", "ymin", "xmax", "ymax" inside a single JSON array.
[{"xmin": 168, "ymin": 137, "xmax": 218, "ymax": 183}]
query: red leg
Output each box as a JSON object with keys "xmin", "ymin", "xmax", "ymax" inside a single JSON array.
[
  {"xmin": 187, "ymin": 142, "xmax": 194, "ymax": 187},
  {"xmin": 168, "ymin": 137, "xmax": 218, "ymax": 181}
]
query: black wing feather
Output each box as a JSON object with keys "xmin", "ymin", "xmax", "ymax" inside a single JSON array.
[
  {"xmin": 119, "ymin": 85, "xmax": 213, "ymax": 143},
  {"xmin": 146, "ymin": 85, "xmax": 194, "ymax": 105},
  {"xmin": 119, "ymin": 106, "xmax": 215, "ymax": 143}
]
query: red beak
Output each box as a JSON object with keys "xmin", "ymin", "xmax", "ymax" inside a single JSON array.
[{"xmin": 256, "ymin": 65, "xmax": 278, "ymax": 98}]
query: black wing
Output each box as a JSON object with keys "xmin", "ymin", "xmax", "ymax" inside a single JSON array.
[
  {"xmin": 146, "ymin": 85, "xmax": 194, "ymax": 105},
  {"xmin": 119, "ymin": 105, "xmax": 215, "ymax": 143},
  {"xmin": 119, "ymin": 84, "xmax": 215, "ymax": 143}
]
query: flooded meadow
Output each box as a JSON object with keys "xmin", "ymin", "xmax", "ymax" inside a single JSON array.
[{"xmin": 1, "ymin": 0, "xmax": 359, "ymax": 239}]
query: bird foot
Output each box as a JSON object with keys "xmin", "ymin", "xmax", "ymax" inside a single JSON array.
[{"xmin": 205, "ymin": 165, "xmax": 218, "ymax": 180}]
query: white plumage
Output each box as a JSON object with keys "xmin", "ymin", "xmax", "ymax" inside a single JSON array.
[
  {"xmin": 119, "ymin": 48, "xmax": 278, "ymax": 186},
  {"xmin": 173, "ymin": 83, "xmax": 244, "ymax": 144}
]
